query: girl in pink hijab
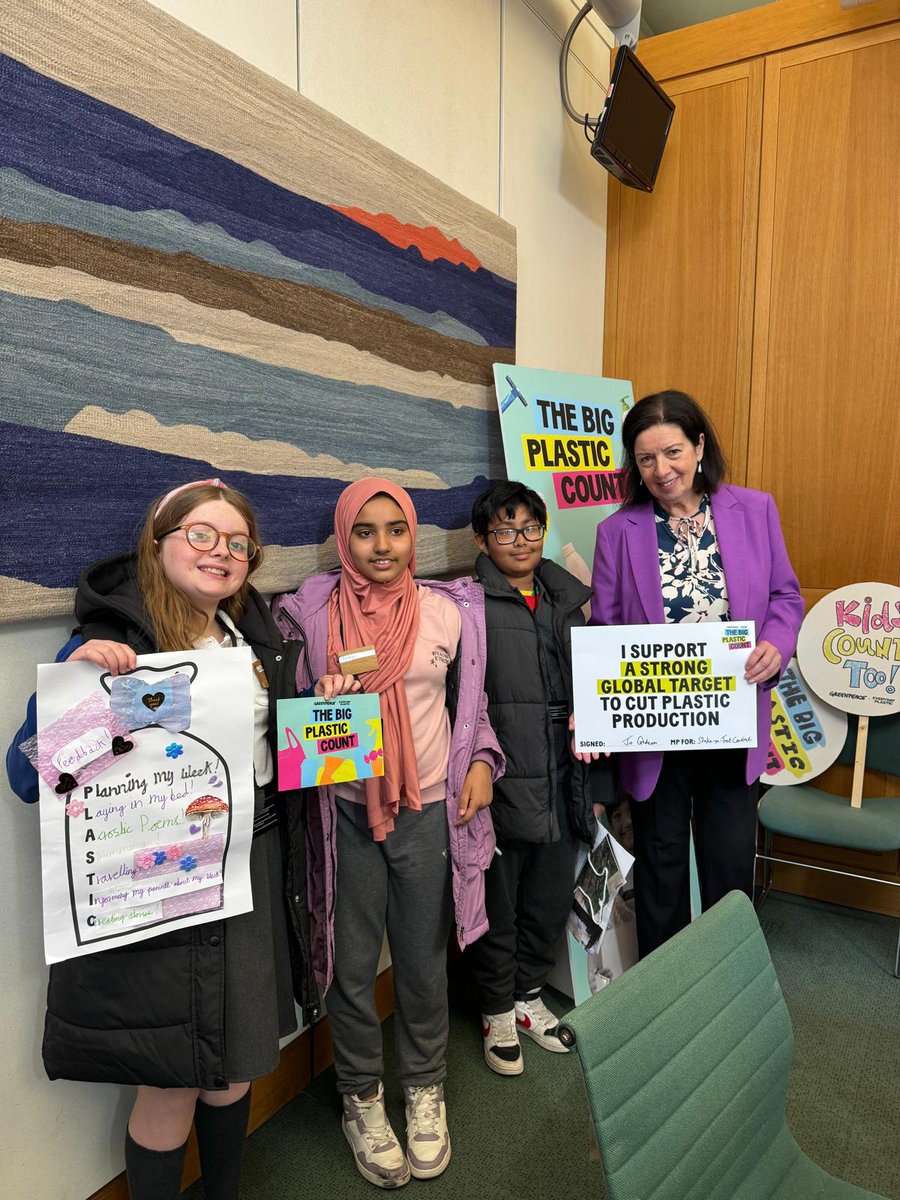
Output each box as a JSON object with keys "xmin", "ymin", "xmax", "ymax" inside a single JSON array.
[{"xmin": 274, "ymin": 478, "xmax": 503, "ymax": 1189}]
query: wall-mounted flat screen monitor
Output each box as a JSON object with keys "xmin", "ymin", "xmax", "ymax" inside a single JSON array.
[{"xmin": 591, "ymin": 46, "xmax": 675, "ymax": 192}]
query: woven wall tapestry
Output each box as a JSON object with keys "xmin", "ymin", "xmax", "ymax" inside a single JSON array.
[{"xmin": 0, "ymin": 0, "xmax": 516, "ymax": 622}]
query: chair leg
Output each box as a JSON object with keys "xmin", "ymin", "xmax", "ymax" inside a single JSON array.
[{"xmin": 755, "ymin": 828, "xmax": 773, "ymax": 912}]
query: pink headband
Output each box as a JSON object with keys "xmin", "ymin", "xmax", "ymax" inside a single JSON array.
[{"xmin": 154, "ymin": 478, "xmax": 227, "ymax": 518}]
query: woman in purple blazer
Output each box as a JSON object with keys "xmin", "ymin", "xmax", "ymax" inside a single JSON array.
[{"xmin": 591, "ymin": 391, "xmax": 803, "ymax": 957}]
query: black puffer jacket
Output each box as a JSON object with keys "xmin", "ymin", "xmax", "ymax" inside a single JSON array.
[
  {"xmin": 40, "ymin": 553, "xmax": 315, "ymax": 1090},
  {"xmin": 476, "ymin": 553, "xmax": 611, "ymax": 845}
]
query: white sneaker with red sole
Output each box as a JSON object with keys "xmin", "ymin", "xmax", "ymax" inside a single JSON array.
[{"xmin": 514, "ymin": 995, "xmax": 570, "ymax": 1053}]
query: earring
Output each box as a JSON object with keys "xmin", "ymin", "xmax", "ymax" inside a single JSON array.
[{"xmin": 697, "ymin": 460, "xmax": 703, "ymax": 476}]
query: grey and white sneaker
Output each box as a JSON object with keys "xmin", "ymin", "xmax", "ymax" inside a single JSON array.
[
  {"xmin": 342, "ymin": 1083, "xmax": 411, "ymax": 1188},
  {"xmin": 515, "ymin": 994, "xmax": 570, "ymax": 1053},
  {"xmin": 482, "ymin": 1009, "xmax": 524, "ymax": 1075},
  {"xmin": 404, "ymin": 1082, "xmax": 451, "ymax": 1179}
]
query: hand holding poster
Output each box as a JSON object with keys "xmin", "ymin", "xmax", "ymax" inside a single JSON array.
[
  {"xmin": 277, "ymin": 694, "xmax": 383, "ymax": 788},
  {"xmin": 571, "ymin": 623, "xmax": 757, "ymax": 752},
  {"xmin": 26, "ymin": 648, "xmax": 256, "ymax": 964}
]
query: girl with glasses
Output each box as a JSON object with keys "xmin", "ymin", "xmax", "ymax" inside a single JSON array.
[{"xmin": 6, "ymin": 478, "xmax": 320, "ymax": 1200}]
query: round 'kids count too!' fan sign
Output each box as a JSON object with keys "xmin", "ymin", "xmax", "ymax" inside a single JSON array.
[{"xmin": 797, "ymin": 583, "xmax": 900, "ymax": 717}]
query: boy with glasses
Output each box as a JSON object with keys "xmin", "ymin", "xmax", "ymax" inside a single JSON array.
[{"xmin": 468, "ymin": 481, "xmax": 609, "ymax": 1075}]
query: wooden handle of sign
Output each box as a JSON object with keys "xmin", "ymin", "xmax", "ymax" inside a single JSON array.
[{"xmin": 849, "ymin": 715, "xmax": 870, "ymax": 809}]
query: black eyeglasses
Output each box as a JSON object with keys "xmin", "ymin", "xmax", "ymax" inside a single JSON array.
[
  {"xmin": 159, "ymin": 523, "xmax": 258, "ymax": 562},
  {"xmin": 486, "ymin": 524, "xmax": 545, "ymax": 546}
]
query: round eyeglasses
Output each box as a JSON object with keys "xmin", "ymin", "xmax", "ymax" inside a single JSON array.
[
  {"xmin": 159, "ymin": 523, "xmax": 258, "ymax": 562},
  {"xmin": 486, "ymin": 524, "xmax": 545, "ymax": 545}
]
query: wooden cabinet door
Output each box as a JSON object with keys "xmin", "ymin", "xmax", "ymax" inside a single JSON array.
[
  {"xmin": 748, "ymin": 25, "xmax": 900, "ymax": 600},
  {"xmin": 604, "ymin": 60, "xmax": 763, "ymax": 482}
]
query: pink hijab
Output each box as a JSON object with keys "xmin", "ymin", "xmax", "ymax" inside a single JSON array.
[{"xmin": 327, "ymin": 478, "xmax": 421, "ymax": 840}]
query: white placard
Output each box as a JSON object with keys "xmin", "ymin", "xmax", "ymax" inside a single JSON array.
[
  {"xmin": 762, "ymin": 658, "xmax": 848, "ymax": 786},
  {"xmin": 571, "ymin": 622, "xmax": 758, "ymax": 753},
  {"xmin": 796, "ymin": 582, "xmax": 900, "ymax": 717},
  {"xmin": 35, "ymin": 648, "xmax": 256, "ymax": 964}
]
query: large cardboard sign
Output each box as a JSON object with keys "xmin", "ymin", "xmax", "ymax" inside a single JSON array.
[
  {"xmin": 571, "ymin": 623, "xmax": 757, "ymax": 752},
  {"xmin": 796, "ymin": 583, "xmax": 900, "ymax": 717},
  {"xmin": 25, "ymin": 649, "xmax": 255, "ymax": 964},
  {"xmin": 276, "ymin": 694, "xmax": 384, "ymax": 788},
  {"xmin": 763, "ymin": 658, "xmax": 847, "ymax": 786},
  {"xmin": 493, "ymin": 365, "xmax": 632, "ymax": 573}
]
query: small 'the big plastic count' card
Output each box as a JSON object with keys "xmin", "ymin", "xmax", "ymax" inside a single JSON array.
[{"xmin": 276, "ymin": 693, "xmax": 384, "ymax": 789}]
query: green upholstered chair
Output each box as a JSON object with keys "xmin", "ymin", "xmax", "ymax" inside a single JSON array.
[
  {"xmin": 756, "ymin": 712, "xmax": 900, "ymax": 977},
  {"xmin": 558, "ymin": 892, "xmax": 888, "ymax": 1200}
]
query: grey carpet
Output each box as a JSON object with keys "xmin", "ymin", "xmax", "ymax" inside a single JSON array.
[{"xmin": 760, "ymin": 895, "xmax": 900, "ymax": 1199}]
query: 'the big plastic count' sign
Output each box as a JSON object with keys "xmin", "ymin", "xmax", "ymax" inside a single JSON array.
[
  {"xmin": 762, "ymin": 658, "xmax": 847, "ymax": 786},
  {"xmin": 796, "ymin": 583, "xmax": 900, "ymax": 717}
]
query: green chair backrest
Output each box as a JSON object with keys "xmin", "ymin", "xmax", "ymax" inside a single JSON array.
[
  {"xmin": 561, "ymin": 892, "xmax": 797, "ymax": 1200},
  {"xmin": 837, "ymin": 713, "xmax": 900, "ymax": 777}
]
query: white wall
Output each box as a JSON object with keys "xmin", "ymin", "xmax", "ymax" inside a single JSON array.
[{"xmin": 0, "ymin": 3, "xmax": 611, "ymax": 1196}]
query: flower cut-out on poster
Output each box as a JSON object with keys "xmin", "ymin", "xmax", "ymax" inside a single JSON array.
[
  {"xmin": 180, "ymin": 855, "xmax": 198, "ymax": 872},
  {"xmin": 165, "ymin": 742, "xmax": 183, "ymax": 759},
  {"xmin": 166, "ymin": 845, "xmax": 183, "ymax": 861},
  {"xmin": 153, "ymin": 850, "xmax": 168, "ymax": 866},
  {"xmin": 65, "ymin": 799, "xmax": 86, "ymax": 818},
  {"xmin": 135, "ymin": 852, "xmax": 155, "ymax": 870}
]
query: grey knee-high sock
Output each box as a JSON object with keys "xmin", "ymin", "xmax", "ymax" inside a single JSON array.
[
  {"xmin": 193, "ymin": 1089, "xmax": 251, "ymax": 1200},
  {"xmin": 125, "ymin": 1129, "xmax": 187, "ymax": 1200}
]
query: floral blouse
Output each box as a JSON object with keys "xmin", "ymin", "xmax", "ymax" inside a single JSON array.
[{"xmin": 654, "ymin": 496, "xmax": 730, "ymax": 624}]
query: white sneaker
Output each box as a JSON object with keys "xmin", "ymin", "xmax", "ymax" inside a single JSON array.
[
  {"xmin": 404, "ymin": 1082, "xmax": 451, "ymax": 1179},
  {"xmin": 342, "ymin": 1082, "xmax": 411, "ymax": 1189},
  {"xmin": 481, "ymin": 1009, "xmax": 524, "ymax": 1075},
  {"xmin": 515, "ymin": 994, "xmax": 570, "ymax": 1053}
]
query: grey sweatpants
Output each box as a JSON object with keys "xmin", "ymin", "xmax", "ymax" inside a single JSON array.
[{"xmin": 327, "ymin": 796, "xmax": 453, "ymax": 1095}]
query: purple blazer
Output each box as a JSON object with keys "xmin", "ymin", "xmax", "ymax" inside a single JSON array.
[{"xmin": 590, "ymin": 483, "xmax": 804, "ymax": 801}]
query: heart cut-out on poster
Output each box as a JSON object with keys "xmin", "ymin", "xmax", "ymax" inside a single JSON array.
[{"xmin": 142, "ymin": 692, "xmax": 165, "ymax": 711}]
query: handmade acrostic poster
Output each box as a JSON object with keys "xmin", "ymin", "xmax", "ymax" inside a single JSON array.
[
  {"xmin": 32, "ymin": 648, "xmax": 255, "ymax": 964},
  {"xmin": 276, "ymin": 694, "xmax": 384, "ymax": 789},
  {"xmin": 762, "ymin": 658, "xmax": 847, "ymax": 786},
  {"xmin": 796, "ymin": 583, "xmax": 900, "ymax": 717},
  {"xmin": 571, "ymin": 622, "xmax": 757, "ymax": 753}
]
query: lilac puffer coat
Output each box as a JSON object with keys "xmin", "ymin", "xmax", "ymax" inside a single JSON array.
[{"xmin": 273, "ymin": 571, "xmax": 503, "ymax": 994}]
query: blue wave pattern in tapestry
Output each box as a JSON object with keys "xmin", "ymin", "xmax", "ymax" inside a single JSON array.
[{"xmin": 0, "ymin": 49, "xmax": 516, "ymax": 611}]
